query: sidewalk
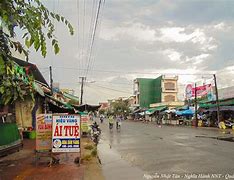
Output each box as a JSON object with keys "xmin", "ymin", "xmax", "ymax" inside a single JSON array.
[{"xmin": 0, "ymin": 138, "xmax": 104, "ymax": 180}]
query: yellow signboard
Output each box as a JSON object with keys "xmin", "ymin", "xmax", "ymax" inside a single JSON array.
[{"xmin": 36, "ymin": 114, "xmax": 52, "ymax": 151}]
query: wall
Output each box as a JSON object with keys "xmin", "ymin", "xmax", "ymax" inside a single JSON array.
[
  {"xmin": 137, "ymin": 78, "xmax": 154, "ymax": 107},
  {"xmin": 15, "ymin": 97, "xmax": 34, "ymax": 128},
  {"xmin": 154, "ymin": 76, "xmax": 162, "ymax": 103},
  {"xmin": 15, "ymin": 96, "xmax": 43, "ymax": 130},
  {"xmin": 161, "ymin": 77, "xmax": 178, "ymax": 102}
]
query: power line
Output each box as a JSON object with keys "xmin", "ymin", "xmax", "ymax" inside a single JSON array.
[
  {"xmin": 86, "ymin": 83, "xmax": 114, "ymax": 96},
  {"xmin": 53, "ymin": 66, "xmax": 214, "ymax": 76},
  {"xmin": 88, "ymin": 0, "xmax": 106, "ymax": 81},
  {"xmin": 89, "ymin": 83, "xmax": 132, "ymax": 94},
  {"xmin": 84, "ymin": 0, "xmax": 103, "ymax": 78},
  {"xmin": 76, "ymin": 0, "xmax": 80, "ymax": 78}
]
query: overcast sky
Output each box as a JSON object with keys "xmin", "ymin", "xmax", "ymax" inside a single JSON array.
[{"xmin": 21, "ymin": 0, "xmax": 234, "ymax": 104}]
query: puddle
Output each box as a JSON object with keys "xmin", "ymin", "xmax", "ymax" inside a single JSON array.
[
  {"xmin": 195, "ymin": 135, "xmax": 234, "ymax": 142},
  {"xmin": 217, "ymin": 137, "xmax": 234, "ymax": 142},
  {"xmin": 98, "ymin": 140, "xmax": 145, "ymax": 180}
]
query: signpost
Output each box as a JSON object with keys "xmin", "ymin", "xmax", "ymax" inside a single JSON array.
[
  {"xmin": 52, "ymin": 115, "xmax": 80, "ymax": 153},
  {"xmin": 81, "ymin": 115, "xmax": 89, "ymax": 135},
  {"xmin": 35, "ymin": 114, "xmax": 52, "ymax": 166},
  {"xmin": 36, "ymin": 114, "xmax": 52, "ymax": 151}
]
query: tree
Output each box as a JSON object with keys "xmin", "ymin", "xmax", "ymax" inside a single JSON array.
[
  {"xmin": 111, "ymin": 99, "xmax": 130, "ymax": 116},
  {"xmin": 0, "ymin": 0, "xmax": 74, "ymax": 105}
]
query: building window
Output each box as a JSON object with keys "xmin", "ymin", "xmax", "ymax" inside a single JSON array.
[
  {"xmin": 164, "ymin": 95, "xmax": 175, "ymax": 102},
  {"xmin": 164, "ymin": 82, "xmax": 175, "ymax": 90}
]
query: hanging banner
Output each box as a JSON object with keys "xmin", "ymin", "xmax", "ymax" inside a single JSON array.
[
  {"xmin": 36, "ymin": 114, "xmax": 52, "ymax": 151},
  {"xmin": 185, "ymin": 84, "xmax": 212, "ymax": 99},
  {"xmin": 81, "ymin": 115, "xmax": 89, "ymax": 133},
  {"xmin": 52, "ymin": 115, "xmax": 80, "ymax": 153}
]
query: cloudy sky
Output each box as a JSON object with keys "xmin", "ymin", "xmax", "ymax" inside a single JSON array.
[{"xmin": 20, "ymin": 0, "xmax": 234, "ymax": 104}]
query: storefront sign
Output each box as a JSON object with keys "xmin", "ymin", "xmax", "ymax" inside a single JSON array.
[
  {"xmin": 52, "ymin": 115, "xmax": 80, "ymax": 152},
  {"xmin": 81, "ymin": 115, "xmax": 89, "ymax": 133},
  {"xmin": 36, "ymin": 114, "xmax": 52, "ymax": 151},
  {"xmin": 6, "ymin": 63, "xmax": 29, "ymax": 84}
]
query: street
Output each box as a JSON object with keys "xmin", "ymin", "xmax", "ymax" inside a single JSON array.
[{"xmin": 98, "ymin": 119, "xmax": 234, "ymax": 179}]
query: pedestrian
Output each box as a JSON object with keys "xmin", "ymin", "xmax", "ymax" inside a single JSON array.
[
  {"xmin": 116, "ymin": 115, "xmax": 122, "ymax": 129},
  {"xmin": 108, "ymin": 115, "xmax": 114, "ymax": 129}
]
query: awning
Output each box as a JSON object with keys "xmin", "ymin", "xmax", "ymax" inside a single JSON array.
[
  {"xmin": 132, "ymin": 108, "xmax": 145, "ymax": 114},
  {"xmin": 145, "ymin": 106, "xmax": 168, "ymax": 115},
  {"xmin": 72, "ymin": 104, "xmax": 101, "ymax": 112},
  {"xmin": 200, "ymin": 106, "xmax": 234, "ymax": 112},
  {"xmin": 48, "ymin": 102, "xmax": 75, "ymax": 114},
  {"xmin": 33, "ymin": 82, "xmax": 44, "ymax": 97},
  {"xmin": 45, "ymin": 94, "xmax": 74, "ymax": 109},
  {"xmin": 176, "ymin": 108, "xmax": 194, "ymax": 116},
  {"xmin": 176, "ymin": 105, "xmax": 189, "ymax": 111},
  {"xmin": 199, "ymin": 99, "xmax": 234, "ymax": 108},
  {"xmin": 63, "ymin": 92, "xmax": 79, "ymax": 102}
]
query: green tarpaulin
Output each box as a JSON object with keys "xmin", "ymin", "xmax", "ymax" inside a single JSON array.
[
  {"xmin": 0, "ymin": 123, "xmax": 20, "ymax": 147},
  {"xmin": 199, "ymin": 99, "xmax": 234, "ymax": 108},
  {"xmin": 146, "ymin": 106, "xmax": 167, "ymax": 114},
  {"xmin": 45, "ymin": 94, "xmax": 73, "ymax": 109}
]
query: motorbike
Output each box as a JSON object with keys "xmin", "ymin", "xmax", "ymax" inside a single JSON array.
[
  {"xmin": 91, "ymin": 123, "xmax": 101, "ymax": 145},
  {"xmin": 100, "ymin": 117, "xmax": 104, "ymax": 123},
  {"xmin": 224, "ymin": 120, "xmax": 234, "ymax": 128},
  {"xmin": 109, "ymin": 123, "xmax": 114, "ymax": 130},
  {"xmin": 116, "ymin": 121, "xmax": 121, "ymax": 130}
]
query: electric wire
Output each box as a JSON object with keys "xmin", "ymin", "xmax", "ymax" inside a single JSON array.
[
  {"xmin": 89, "ymin": 0, "xmax": 106, "ymax": 81},
  {"xmin": 89, "ymin": 83, "xmax": 132, "ymax": 94},
  {"xmin": 76, "ymin": 0, "xmax": 80, "ymax": 79},
  {"xmin": 52, "ymin": 66, "xmax": 214, "ymax": 76},
  {"xmin": 84, "ymin": 0, "xmax": 103, "ymax": 78}
]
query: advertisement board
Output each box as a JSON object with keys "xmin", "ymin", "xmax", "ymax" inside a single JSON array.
[
  {"xmin": 185, "ymin": 84, "xmax": 212, "ymax": 99},
  {"xmin": 81, "ymin": 115, "xmax": 89, "ymax": 133},
  {"xmin": 52, "ymin": 115, "xmax": 80, "ymax": 153},
  {"xmin": 36, "ymin": 114, "xmax": 52, "ymax": 151}
]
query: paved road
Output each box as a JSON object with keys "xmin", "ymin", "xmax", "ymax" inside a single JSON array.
[{"xmin": 98, "ymin": 119, "xmax": 234, "ymax": 179}]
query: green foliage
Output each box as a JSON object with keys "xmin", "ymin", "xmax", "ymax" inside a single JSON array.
[
  {"xmin": 98, "ymin": 109, "xmax": 106, "ymax": 115},
  {"xmin": 84, "ymin": 144, "xmax": 94, "ymax": 150},
  {"xmin": 0, "ymin": 55, "xmax": 35, "ymax": 105},
  {"xmin": 91, "ymin": 148, "xmax": 97, "ymax": 157},
  {"xmin": 0, "ymin": 0, "xmax": 74, "ymax": 58},
  {"xmin": 0, "ymin": 0, "xmax": 74, "ymax": 105},
  {"xmin": 111, "ymin": 99, "xmax": 130, "ymax": 116}
]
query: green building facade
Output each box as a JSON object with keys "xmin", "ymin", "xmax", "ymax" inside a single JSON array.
[{"xmin": 136, "ymin": 76, "xmax": 163, "ymax": 108}]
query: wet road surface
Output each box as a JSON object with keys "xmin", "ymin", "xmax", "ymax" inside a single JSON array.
[{"xmin": 98, "ymin": 120, "xmax": 234, "ymax": 179}]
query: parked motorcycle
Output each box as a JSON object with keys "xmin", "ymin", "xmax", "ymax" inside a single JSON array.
[
  {"xmin": 91, "ymin": 122, "xmax": 101, "ymax": 145},
  {"xmin": 224, "ymin": 120, "xmax": 234, "ymax": 128}
]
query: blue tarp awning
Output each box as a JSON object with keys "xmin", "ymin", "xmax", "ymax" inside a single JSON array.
[{"xmin": 176, "ymin": 107, "xmax": 194, "ymax": 116}]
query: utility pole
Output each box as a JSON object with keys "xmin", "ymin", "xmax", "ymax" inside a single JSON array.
[
  {"xmin": 79, "ymin": 77, "xmax": 86, "ymax": 105},
  {"xmin": 214, "ymin": 74, "xmax": 221, "ymax": 123},
  {"xmin": 194, "ymin": 83, "xmax": 198, "ymax": 127},
  {"xmin": 49, "ymin": 66, "xmax": 53, "ymax": 95}
]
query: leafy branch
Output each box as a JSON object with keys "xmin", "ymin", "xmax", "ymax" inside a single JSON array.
[{"xmin": 0, "ymin": 0, "xmax": 74, "ymax": 58}]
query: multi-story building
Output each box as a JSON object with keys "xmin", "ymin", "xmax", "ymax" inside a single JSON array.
[{"xmin": 134, "ymin": 75, "xmax": 183, "ymax": 108}]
